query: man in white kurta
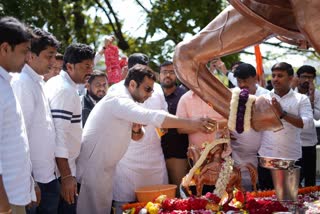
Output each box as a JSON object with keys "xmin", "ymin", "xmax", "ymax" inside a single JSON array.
[
  {"xmin": 112, "ymin": 82, "xmax": 168, "ymax": 212},
  {"xmin": 229, "ymin": 63, "xmax": 270, "ymax": 190},
  {"xmin": 76, "ymin": 77, "xmax": 168, "ymax": 214},
  {"xmin": 76, "ymin": 65, "xmax": 216, "ymax": 214}
]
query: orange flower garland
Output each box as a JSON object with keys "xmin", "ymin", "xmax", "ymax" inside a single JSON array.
[{"xmin": 249, "ymin": 186, "xmax": 320, "ymax": 198}]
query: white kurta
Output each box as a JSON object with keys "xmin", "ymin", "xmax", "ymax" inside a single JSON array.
[
  {"xmin": 231, "ymin": 86, "xmax": 270, "ymax": 190},
  {"xmin": 76, "ymin": 84, "xmax": 168, "ymax": 214},
  {"xmin": 112, "ymin": 83, "xmax": 168, "ymax": 202}
]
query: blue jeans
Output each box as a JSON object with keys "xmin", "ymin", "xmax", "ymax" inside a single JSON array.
[
  {"xmin": 58, "ymin": 196, "xmax": 77, "ymax": 214},
  {"xmin": 26, "ymin": 179, "xmax": 60, "ymax": 214}
]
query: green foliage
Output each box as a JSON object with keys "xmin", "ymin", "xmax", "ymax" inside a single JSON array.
[
  {"xmin": 0, "ymin": 0, "xmax": 112, "ymax": 52},
  {"xmin": 0, "ymin": 0, "xmax": 239, "ymax": 66},
  {"xmin": 132, "ymin": 0, "xmax": 240, "ymax": 67}
]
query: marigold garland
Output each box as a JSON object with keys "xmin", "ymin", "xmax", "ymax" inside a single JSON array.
[{"xmin": 249, "ymin": 186, "xmax": 320, "ymax": 198}]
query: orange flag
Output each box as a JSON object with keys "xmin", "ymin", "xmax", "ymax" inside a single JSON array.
[{"xmin": 254, "ymin": 45, "xmax": 265, "ymax": 87}]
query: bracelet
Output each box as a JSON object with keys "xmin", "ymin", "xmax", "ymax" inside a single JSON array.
[
  {"xmin": 0, "ymin": 209, "xmax": 12, "ymax": 214},
  {"xmin": 280, "ymin": 110, "xmax": 288, "ymax": 119},
  {"xmin": 132, "ymin": 129, "xmax": 142, "ymax": 135},
  {"xmin": 61, "ymin": 174, "xmax": 73, "ymax": 180}
]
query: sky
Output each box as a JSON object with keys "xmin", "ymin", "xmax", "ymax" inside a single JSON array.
[{"xmin": 98, "ymin": 1, "xmax": 318, "ymax": 72}]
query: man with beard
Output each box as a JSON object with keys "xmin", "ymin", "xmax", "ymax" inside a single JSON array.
[
  {"xmin": 44, "ymin": 43, "xmax": 95, "ymax": 214},
  {"xmin": 230, "ymin": 63, "xmax": 270, "ymax": 191},
  {"xmin": 159, "ymin": 61, "xmax": 189, "ymax": 197},
  {"xmin": 295, "ymin": 65, "xmax": 320, "ymax": 187},
  {"xmin": 81, "ymin": 70, "xmax": 108, "ymax": 126},
  {"xmin": 76, "ymin": 64, "xmax": 215, "ymax": 214},
  {"xmin": 112, "ymin": 53, "xmax": 168, "ymax": 214}
]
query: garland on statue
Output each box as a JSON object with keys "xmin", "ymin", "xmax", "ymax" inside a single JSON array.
[
  {"xmin": 213, "ymin": 156, "xmax": 234, "ymax": 198},
  {"xmin": 182, "ymin": 139, "xmax": 229, "ymax": 188}
]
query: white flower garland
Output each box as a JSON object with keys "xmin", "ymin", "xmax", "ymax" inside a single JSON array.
[
  {"xmin": 214, "ymin": 156, "xmax": 234, "ymax": 198},
  {"xmin": 182, "ymin": 139, "xmax": 230, "ymax": 187},
  {"xmin": 228, "ymin": 88, "xmax": 256, "ymax": 132},
  {"xmin": 243, "ymin": 94, "xmax": 256, "ymax": 132},
  {"xmin": 228, "ymin": 88, "xmax": 240, "ymax": 131}
]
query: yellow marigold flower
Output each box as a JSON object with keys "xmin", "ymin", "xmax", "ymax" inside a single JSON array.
[{"xmin": 195, "ymin": 168, "xmax": 201, "ymax": 175}]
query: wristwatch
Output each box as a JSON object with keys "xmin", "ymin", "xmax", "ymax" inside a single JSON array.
[{"xmin": 280, "ymin": 110, "xmax": 287, "ymax": 119}]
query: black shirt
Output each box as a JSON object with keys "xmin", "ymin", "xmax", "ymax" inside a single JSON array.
[{"xmin": 161, "ymin": 85, "xmax": 189, "ymax": 159}]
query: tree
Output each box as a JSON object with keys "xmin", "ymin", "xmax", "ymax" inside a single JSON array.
[
  {"xmin": 134, "ymin": 0, "xmax": 239, "ymax": 68},
  {"xmin": 1, "ymin": 0, "xmax": 316, "ymax": 69},
  {"xmin": 0, "ymin": 0, "xmax": 114, "ymax": 51}
]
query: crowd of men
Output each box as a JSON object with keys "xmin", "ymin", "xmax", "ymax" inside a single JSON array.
[{"xmin": 0, "ymin": 16, "xmax": 319, "ymax": 214}]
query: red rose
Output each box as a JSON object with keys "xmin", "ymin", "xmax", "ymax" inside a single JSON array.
[
  {"xmin": 162, "ymin": 198, "xmax": 176, "ymax": 211},
  {"xmin": 188, "ymin": 197, "xmax": 208, "ymax": 210},
  {"xmin": 235, "ymin": 191, "xmax": 245, "ymax": 203},
  {"xmin": 175, "ymin": 199, "xmax": 191, "ymax": 211},
  {"xmin": 204, "ymin": 192, "xmax": 221, "ymax": 203}
]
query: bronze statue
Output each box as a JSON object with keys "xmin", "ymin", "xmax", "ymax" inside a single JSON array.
[
  {"xmin": 174, "ymin": 0, "xmax": 319, "ymax": 131},
  {"xmin": 185, "ymin": 143, "xmax": 257, "ymax": 197}
]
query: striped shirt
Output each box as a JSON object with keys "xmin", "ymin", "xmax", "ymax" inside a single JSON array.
[
  {"xmin": 11, "ymin": 64, "xmax": 57, "ymax": 183},
  {"xmin": 0, "ymin": 66, "xmax": 35, "ymax": 205},
  {"xmin": 44, "ymin": 70, "xmax": 82, "ymax": 176}
]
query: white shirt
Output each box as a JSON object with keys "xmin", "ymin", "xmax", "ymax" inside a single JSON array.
[
  {"xmin": 11, "ymin": 65, "xmax": 57, "ymax": 183},
  {"xmin": 76, "ymin": 84, "xmax": 168, "ymax": 214},
  {"xmin": 0, "ymin": 66, "xmax": 35, "ymax": 205},
  {"xmin": 113, "ymin": 82, "xmax": 168, "ymax": 202},
  {"xmin": 227, "ymin": 72, "xmax": 237, "ymax": 86},
  {"xmin": 259, "ymin": 89, "xmax": 314, "ymax": 160},
  {"xmin": 295, "ymin": 88, "xmax": 320, "ymax": 147},
  {"xmin": 44, "ymin": 70, "xmax": 82, "ymax": 176}
]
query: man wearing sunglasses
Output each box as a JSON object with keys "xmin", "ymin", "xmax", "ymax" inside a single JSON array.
[
  {"xmin": 111, "ymin": 54, "xmax": 169, "ymax": 214},
  {"xmin": 76, "ymin": 64, "xmax": 216, "ymax": 214},
  {"xmin": 295, "ymin": 65, "xmax": 320, "ymax": 187}
]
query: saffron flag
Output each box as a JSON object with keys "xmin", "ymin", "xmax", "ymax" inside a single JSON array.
[{"xmin": 254, "ymin": 45, "xmax": 265, "ymax": 87}]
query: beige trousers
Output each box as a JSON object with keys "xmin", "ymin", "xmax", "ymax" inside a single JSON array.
[{"xmin": 10, "ymin": 205, "xmax": 26, "ymax": 214}]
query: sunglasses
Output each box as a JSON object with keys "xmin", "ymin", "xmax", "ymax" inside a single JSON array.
[{"xmin": 143, "ymin": 86, "xmax": 154, "ymax": 93}]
